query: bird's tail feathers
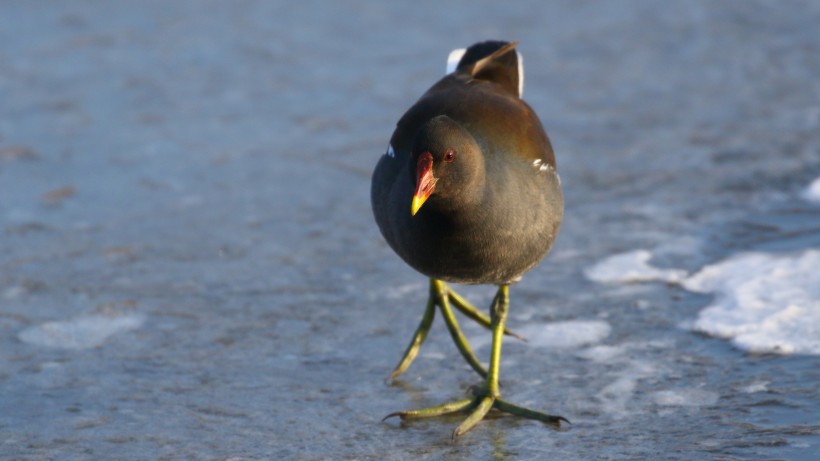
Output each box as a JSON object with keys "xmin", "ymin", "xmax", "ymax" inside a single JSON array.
[{"xmin": 446, "ymin": 40, "xmax": 523, "ymax": 97}]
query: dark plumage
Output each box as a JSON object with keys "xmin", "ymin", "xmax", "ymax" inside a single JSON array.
[
  {"xmin": 372, "ymin": 40, "xmax": 567, "ymax": 437},
  {"xmin": 371, "ymin": 41, "xmax": 563, "ymax": 284}
]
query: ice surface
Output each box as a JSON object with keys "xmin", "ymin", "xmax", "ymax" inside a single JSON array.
[
  {"xmin": 516, "ymin": 320, "xmax": 611, "ymax": 349},
  {"xmin": 683, "ymin": 250, "xmax": 820, "ymax": 355},
  {"xmin": 597, "ymin": 360, "xmax": 657, "ymax": 417},
  {"xmin": 2, "ymin": 2, "xmax": 818, "ymax": 459},
  {"xmin": 576, "ymin": 344, "xmax": 626, "ymax": 362},
  {"xmin": 576, "ymin": 342, "xmax": 664, "ymax": 417},
  {"xmin": 584, "ymin": 250, "xmax": 688, "ymax": 284},
  {"xmin": 803, "ymin": 177, "xmax": 820, "ymax": 203},
  {"xmin": 653, "ymin": 388, "xmax": 719, "ymax": 407},
  {"xmin": 741, "ymin": 381, "xmax": 770, "ymax": 393},
  {"xmin": 18, "ymin": 314, "xmax": 145, "ymax": 350}
]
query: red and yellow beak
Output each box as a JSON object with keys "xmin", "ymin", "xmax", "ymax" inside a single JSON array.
[{"xmin": 411, "ymin": 152, "xmax": 436, "ymax": 216}]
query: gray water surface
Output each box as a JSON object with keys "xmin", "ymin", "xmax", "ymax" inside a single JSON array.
[{"xmin": 1, "ymin": 1, "xmax": 819, "ymax": 460}]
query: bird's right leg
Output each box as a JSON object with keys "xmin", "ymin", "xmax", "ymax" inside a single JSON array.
[
  {"xmin": 388, "ymin": 279, "xmax": 487, "ymax": 380},
  {"xmin": 387, "ymin": 291, "xmax": 436, "ymax": 380},
  {"xmin": 435, "ymin": 280, "xmax": 487, "ymax": 378}
]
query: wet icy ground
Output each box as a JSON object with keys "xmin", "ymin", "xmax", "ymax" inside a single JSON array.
[{"xmin": 1, "ymin": 1, "xmax": 819, "ymax": 460}]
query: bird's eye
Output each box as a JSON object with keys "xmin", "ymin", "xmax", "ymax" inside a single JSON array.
[{"xmin": 444, "ymin": 149, "xmax": 456, "ymax": 163}]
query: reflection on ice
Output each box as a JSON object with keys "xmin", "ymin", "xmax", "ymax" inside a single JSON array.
[
  {"xmin": 653, "ymin": 388, "xmax": 719, "ymax": 407},
  {"xmin": 576, "ymin": 344, "xmax": 626, "ymax": 362},
  {"xmin": 18, "ymin": 314, "xmax": 145, "ymax": 350},
  {"xmin": 741, "ymin": 381, "xmax": 770, "ymax": 394},
  {"xmin": 597, "ymin": 360, "xmax": 657, "ymax": 417},
  {"xmin": 516, "ymin": 320, "xmax": 611, "ymax": 349}
]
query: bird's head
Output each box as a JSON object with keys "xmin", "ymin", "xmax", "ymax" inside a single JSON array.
[{"xmin": 410, "ymin": 115, "xmax": 484, "ymax": 216}]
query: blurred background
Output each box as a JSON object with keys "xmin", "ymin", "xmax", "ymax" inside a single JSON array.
[{"xmin": 1, "ymin": 1, "xmax": 818, "ymax": 460}]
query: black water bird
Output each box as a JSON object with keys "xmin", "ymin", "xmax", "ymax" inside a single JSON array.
[{"xmin": 372, "ymin": 40, "xmax": 567, "ymax": 437}]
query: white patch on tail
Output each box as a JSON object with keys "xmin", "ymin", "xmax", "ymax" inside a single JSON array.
[
  {"xmin": 446, "ymin": 48, "xmax": 466, "ymax": 74},
  {"xmin": 446, "ymin": 47, "xmax": 524, "ymax": 97}
]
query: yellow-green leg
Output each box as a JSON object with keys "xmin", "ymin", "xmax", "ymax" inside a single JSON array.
[
  {"xmin": 387, "ymin": 292, "xmax": 436, "ymax": 380},
  {"xmin": 388, "ymin": 279, "xmax": 487, "ymax": 379},
  {"xmin": 385, "ymin": 285, "xmax": 569, "ymax": 437},
  {"xmin": 447, "ymin": 288, "xmax": 525, "ymax": 341},
  {"xmin": 388, "ymin": 279, "xmax": 524, "ymax": 381}
]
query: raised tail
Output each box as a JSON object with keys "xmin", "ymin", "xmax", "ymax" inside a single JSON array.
[{"xmin": 446, "ymin": 40, "xmax": 524, "ymax": 97}]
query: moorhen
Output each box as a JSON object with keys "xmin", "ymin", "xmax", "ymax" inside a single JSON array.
[{"xmin": 371, "ymin": 40, "xmax": 566, "ymax": 437}]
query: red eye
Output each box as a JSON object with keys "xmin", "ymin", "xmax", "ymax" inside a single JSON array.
[{"xmin": 444, "ymin": 149, "xmax": 456, "ymax": 163}]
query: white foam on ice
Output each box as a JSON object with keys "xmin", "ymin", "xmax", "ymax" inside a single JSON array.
[
  {"xmin": 584, "ymin": 250, "xmax": 688, "ymax": 284},
  {"xmin": 802, "ymin": 176, "xmax": 820, "ymax": 203},
  {"xmin": 18, "ymin": 313, "xmax": 145, "ymax": 350},
  {"xmin": 683, "ymin": 249, "xmax": 820, "ymax": 355},
  {"xmin": 587, "ymin": 247, "xmax": 820, "ymax": 355},
  {"xmin": 516, "ymin": 320, "xmax": 611, "ymax": 349}
]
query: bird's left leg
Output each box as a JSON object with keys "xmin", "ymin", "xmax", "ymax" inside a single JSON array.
[
  {"xmin": 455, "ymin": 285, "xmax": 568, "ymax": 436},
  {"xmin": 449, "ymin": 285, "xmax": 509, "ymax": 436}
]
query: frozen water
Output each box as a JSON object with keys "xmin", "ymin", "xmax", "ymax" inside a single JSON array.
[
  {"xmin": 741, "ymin": 381, "xmax": 770, "ymax": 394},
  {"xmin": 684, "ymin": 250, "xmax": 820, "ymax": 355},
  {"xmin": 1, "ymin": 1, "xmax": 819, "ymax": 460},
  {"xmin": 576, "ymin": 344, "xmax": 626, "ymax": 362},
  {"xmin": 596, "ymin": 360, "xmax": 657, "ymax": 417},
  {"xmin": 803, "ymin": 177, "xmax": 820, "ymax": 203},
  {"xmin": 18, "ymin": 314, "xmax": 145, "ymax": 350},
  {"xmin": 516, "ymin": 320, "xmax": 611, "ymax": 349},
  {"xmin": 584, "ymin": 249, "xmax": 688, "ymax": 284},
  {"xmin": 466, "ymin": 319, "xmax": 610, "ymax": 351}
]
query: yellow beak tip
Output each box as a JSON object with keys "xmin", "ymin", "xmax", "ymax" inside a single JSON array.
[{"xmin": 410, "ymin": 195, "xmax": 426, "ymax": 216}]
